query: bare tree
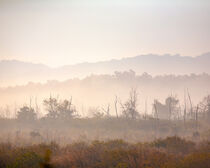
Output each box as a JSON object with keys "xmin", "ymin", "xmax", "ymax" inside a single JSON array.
[
  {"xmin": 165, "ymin": 96, "xmax": 179, "ymax": 120},
  {"xmin": 199, "ymin": 95, "xmax": 210, "ymax": 121},
  {"xmin": 120, "ymin": 88, "xmax": 139, "ymax": 119},
  {"xmin": 102, "ymin": 104, "xmax": 110, "ymax": 117},
  {"xmin": 144, "ymin": 99, "xmax": 148, "ymax": 120},
  {"xmin": 35, "ymin": 97, "xmax": 39, "ymax": 116},
  {"xmin": 43, "ymin": 95, "xmax": 59, "ymax": 119},
  {"xmin": 114, "ymin": 96, "xmax": 119, "ymax": 118},
  {"xmin": 153, "ymin": 99, "xmax": 159, "ymax": 139},
  {"xmin": 195, "ymin": 105, "xmax": 199, "ymax": 131},
  {"xmin": 89, "ymin": 107, "xmax": 104, "ymax": 118},
  {"xmin": 153, "ymin": 99, "xmax": 159, "ymax": 119},
  {"xmin": 187, "ymin": 89, "xmax": 193, "ymax": 119},
  {"xmin": 184, "ymin": 89, "xmax": 187, "ymax": 126},
  {"xmin": 5, "ymin": 105, "xmax": 11, "ymax": 118},
  {"xmin": 168, "ymin": 96, "xmax": 172, "ymax": 120}
]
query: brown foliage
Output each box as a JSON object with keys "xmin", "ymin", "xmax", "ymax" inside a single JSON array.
[{"xmin": 0, "ymin": 137, "xmax": 209, "ymax": 168}]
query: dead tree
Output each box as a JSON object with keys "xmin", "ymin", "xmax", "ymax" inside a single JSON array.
[
  {"xmin": 35, "ymin": 97, "xmax": 40, "ymax": 118},
  {"xmin": 178, "ymin": 102, "xmax": 181, "ymax": 120},
  {"xmin": 102, "ymin": 104, "xmax": 110, "ymax": 117},
  {"xmin": 144, "ymin": 99, "xmax": 147, "ymax": 120},
  {"xmin": 187, "ymin": 89, "xmax": 193, "ymax": 119},
  {"xmin": 114, "ymin": 96, "xmax": 119, "ymax": 118},
  {"xmin": 195, "ymin": 105, "xmax": 199, "ymax": 131},
  {"xmin": 199, "ymin": 95, "xmax": 210, "ymax": 121},
  {"xmin": 153, "ymin": 99, "xmax": 159, "ymax": 139},
  {"xmin": 184, "ymin": 90, "xmax": 187, "ymax": 127},
  {"xmin": 120, "ymin": 88, "xmax": 139, "ymax": 119},
  {"xmin": 168, "ymin": 96, "xmax": 172, "ymax": 121},
  {"xmin": 153, "ymin": 100, "xmax": 159, "ymax": 119}
]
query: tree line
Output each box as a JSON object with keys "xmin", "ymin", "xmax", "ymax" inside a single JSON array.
[{"xmin": 11, "ymin": 89, "xmax": 210, "ymax": 124}]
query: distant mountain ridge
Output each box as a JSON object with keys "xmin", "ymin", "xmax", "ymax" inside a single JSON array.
[{"xmin": 0, "ymin": 53, "xmax": 210, "ymax": 87}]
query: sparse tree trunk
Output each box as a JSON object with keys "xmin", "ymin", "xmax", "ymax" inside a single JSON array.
[
  {"xmin": 35, "ymin": 97, "xmax": 40, "ymax": 118},
  {"xmin": 153, "ymin": 100, "xmax": 159, "ymax": 139},
  {"xmin": 115, "ymin": 96, "xmax": 119, "ymax": 118},
  {"xmin": 178, "ymin": 103, "xmax": 181, "ymax": 120},
  {"xmin": 187, "ymin": 89, "xmax": 193, "ymax": 119},
  {"xmin": 184, "ymin": 90, "xmax": 187, "ymax": 128},
  {"xmin": 144, "ymin": 99, "xmax": 147, "ymax": 120},
  {"xmin": 195, "ymin": 105, "xmax": 199, "ymax": 131},
  {"xmin": 168, "ymin": 97, "xmax": 172, "ymax": 121}
]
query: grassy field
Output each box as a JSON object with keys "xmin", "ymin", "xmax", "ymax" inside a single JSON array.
[{"xmin": 0, "ymin": 136, "xmax": 209, "ymax": 168}]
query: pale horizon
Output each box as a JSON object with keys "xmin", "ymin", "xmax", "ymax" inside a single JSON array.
[
  {"xmin": 1, "ymin": 52, "xmax": 210, "ymax": 68},
  {"xmin": 0, "ymin": 0, "xmax": 210, "ymax": 67}
]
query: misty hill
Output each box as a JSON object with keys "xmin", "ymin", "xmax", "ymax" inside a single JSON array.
[
  {"xmin": 0, "ymin": 53, "xmax": 210, "ymax": 87},
  {"xmin": 0, "ymin": 60, "xmax": 52, "ymax": 87}
]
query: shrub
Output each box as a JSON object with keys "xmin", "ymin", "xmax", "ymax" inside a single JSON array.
[{"xmin": 152, "ymin": 136, "xmax": 195, "ymax": 154}]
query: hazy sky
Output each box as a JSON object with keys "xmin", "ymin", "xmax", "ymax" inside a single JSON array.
[{"xmin": 0, "ymin": 0, "xmax": 210, "ymax": 67}]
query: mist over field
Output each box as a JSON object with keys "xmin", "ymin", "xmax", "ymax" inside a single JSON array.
[
  {"xmin": 0, "ymin": 68, "xmax": 210, "ymax": 117},
  {"xmin": 0, "ymin": 54, "xmax": 210, "ymax": 146},
  {"xmin": 0, "ymin": 0, "xmax": 210, "ymax": 167},
  {"xmin": 1, "ymin": 53, "xmax": 210, "ymax": 87}
]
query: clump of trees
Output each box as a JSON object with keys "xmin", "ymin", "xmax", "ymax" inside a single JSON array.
[
  {"xmin": 17, "ymin": 106, "xmax": 37, "ymax": 122},
  {"xmin": 43, "ymin": 96, "xmax": 77, "ymax": 119},
  {"xmin": 5, "ymin": 88, "xmax": 210, "ymax": 127},
  {"xmin": 154, "ymin": 96, "xmax": 180, "ymax": 120},
  {"xmin": 16, "ymin": 96, "xmax": 77, "ymax": 122}
]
